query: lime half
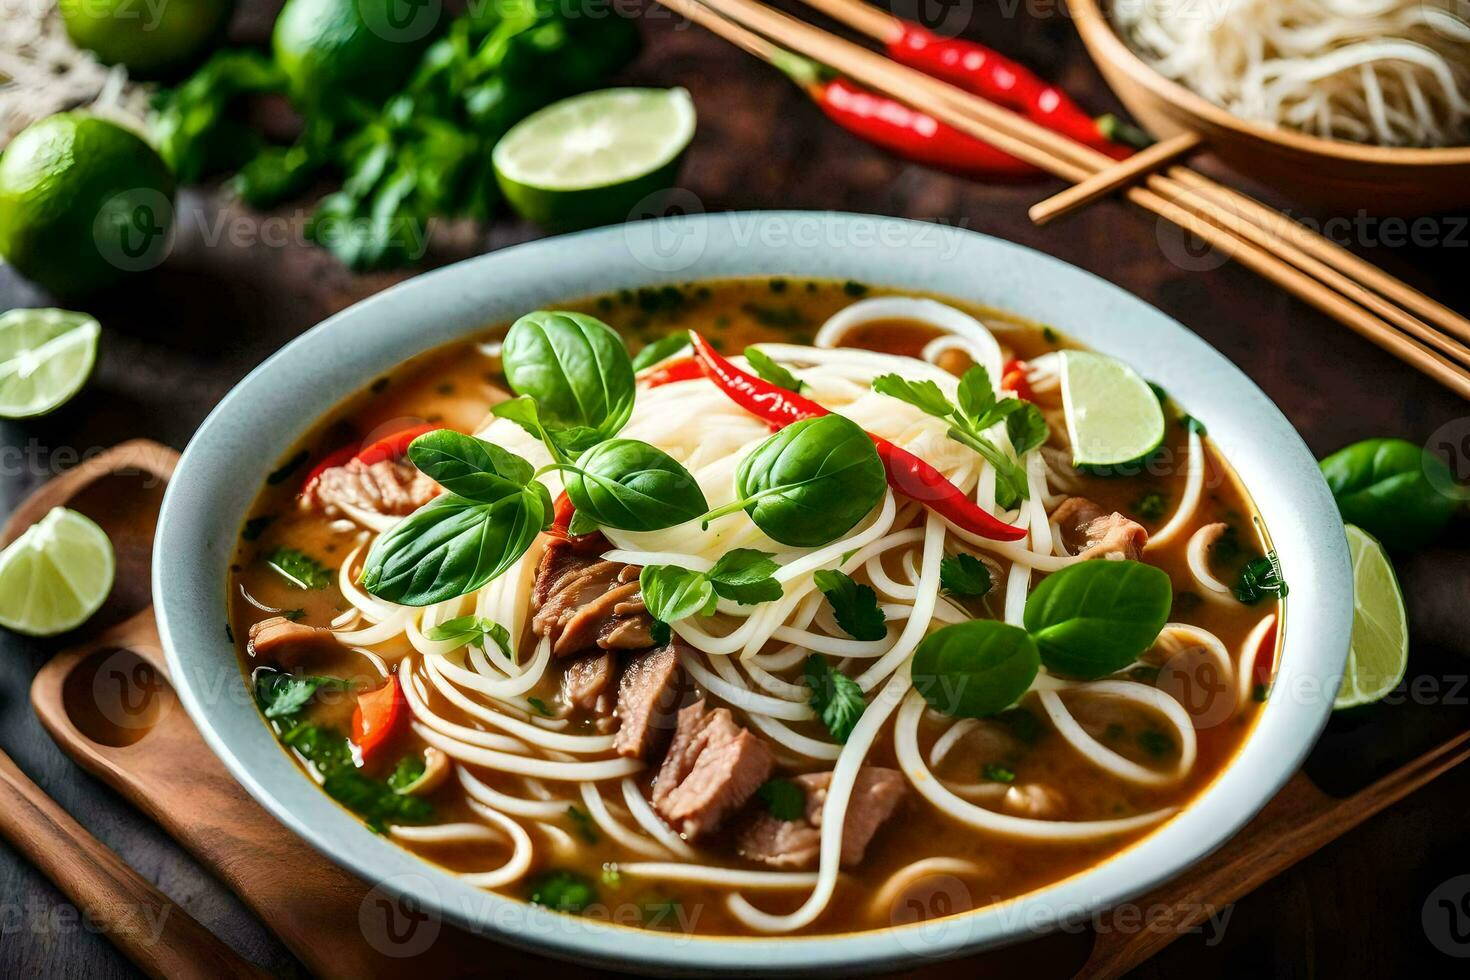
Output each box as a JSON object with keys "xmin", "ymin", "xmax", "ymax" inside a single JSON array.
[
  {"xmin": 1059, "ymin": 350, "xmax": 1167, "ymax": 466},
  {"xmin": 0, "ymin": 308, "xmax": 100, "ymax": 418},
  {"xmin": 0, "ymin": 507, "xmax": 115, "ymax": 636},
  {"xmin": 493, "ymin": 87, "xmax": 696, "ymax": 233},
  {"xmin": 1334, "ymin": 525, "xmax": 1408, "ymax": 710}
]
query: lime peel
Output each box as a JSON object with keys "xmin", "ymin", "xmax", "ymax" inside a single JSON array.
[
  {"xmin": 1334, "ymin": 525, "xmax": 1408, "ymax": 710},
  {"xmin": 1059, "ymin": 350, "xmax": 1167, "ymax": 467}
]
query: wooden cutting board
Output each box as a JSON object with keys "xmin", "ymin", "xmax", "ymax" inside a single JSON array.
[{"xmin": 16, "ymin": 442, "xmax": 1470, "ymax": 978}]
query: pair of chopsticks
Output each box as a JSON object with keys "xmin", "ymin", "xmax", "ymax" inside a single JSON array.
[{"xmin": 655, "ymin": 0, "xmax": 1470, "ymax": 399}]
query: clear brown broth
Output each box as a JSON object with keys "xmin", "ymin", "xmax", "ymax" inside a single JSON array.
[{"xmin": 229, "ymin": 277, "xmax": 1276, "ymax": 937}]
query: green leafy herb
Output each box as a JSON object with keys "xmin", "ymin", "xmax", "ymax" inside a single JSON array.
[
  {"xmin": 388, "ymin": 755, "xmax": 427, "ymax": 793},
  {"xmin": 566, "ymin": 805, "xmax": 600, "ymax": 844},
  {"xmin": 527, "ymin": 870, "xmax": 597, "ymax": 913},
  {"xmin": 744, "ymin": 346, "xmax": 804, "ymax": 393},
  {"xmin": 632, "ymin": 334, "xmax": 691, "ymax": 371},
  {"xmin": 812, "ymin": 569, "xmax": 886, "ymax": 641},
  {"xmin": 940, "ymin": 553, "xmax": 992, "ymax": 597},
  {"xmin": 638, "ymin": 550, "xmax": 783, "ymax": 633},
  {"xmin": 150, "ymin": 51, "xmax": 287, "ymax": 184},
  {"xmin": 601, "ymin": 865, "xmax": 622, "ymax": 887},
  {"xmin": 254, "ymin": 672, "xmax": 350, "ymax": 719},
  {"xmin": 559, "ymin": 439, "xmax": 709, "ymax": 532},
  {"xmin": 527, "ymin": 697, "xmax": 554, "ymax": 717},
  {"xmin": 741, "ymin": 302, "xmax": 807, "ymax": 329},
  {"xmin": 912, "ymin": 620, "xmax": 1040, "ymax": 718},
  {"xmin": 756, "ymin": 779, "xmax": 806, "ymax": 821},
  {"xmin": 1024, "ymin": 560, "xmax": 1173, "ymax": 678},
  {"xmin": 1234, "ymin": 551, "xmax": 1289, "ymax": 605},
  {"xmin": 1134, "ymin": 493, "xmax": 1168, "ymax": 521},
  {"xmin": 242, "ymin": 515, "xmax": 275, "ymax": 542},
  {"xmin": 804, "ymin": 655, "xmax": 866, "ymax": 743},
  {"xmin": 710, "ymin": 414, "xmax": 886, "ymax": 548},
  {"xmin": 843, "ymin": 281, "xmax": 868, "ymax": 297},
  {"xmin": 406, "ymin": 430, "xmax": 537, "ymax": 502},
  {"xmin": 425, "ymin": 615, "xmax": 512, "ymax": 659},
  {"xmin": 359, "ymin": 489, "xmax": 550, "ymax": 606},
  {"xmin": 873, "ymin": 366, "xmax": 1046, "ymax": 509},
  {"xmin": 639, "ymin": 565, "xmax": 716, "ymax": 625},
  {"xmin": 707, "ymin": 549, "xmax": 783, "ymax": 604},
  {"xmin": 1320, "ymin": 437, "xmax": 1457, "ymax": 550},
  {"xmin": 266, "ymin": 548, "xmax": 331, "ymax": 590},
  {"xmin": 266, "ymin": 450, "xmax": 309, "ymax": 485},
  {"xmin": 322, "ymin": 769, "xmax": 435, "ymax": 832},
  {"xmin": 281, "ymin": 721, "xmax": 354, "ymax": 773},
  {"xmin": 982, "ymin": 762, "xmax": 1016, "ymax": 783}
]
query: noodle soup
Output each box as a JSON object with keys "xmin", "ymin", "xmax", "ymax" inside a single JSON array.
[{"xmin": 229, "ymin": 279, "xmax": 1283, "ymax": 936}]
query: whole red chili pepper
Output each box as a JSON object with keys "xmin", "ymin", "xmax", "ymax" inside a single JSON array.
[
  {"xmin": 639, "ymin": 355, "xmax": 704, "ymax": 388},
  {"xmin": 688, "ymin": 332, "xmax": 1026, "ymax": 542},
  {"xmin": 768, "ymin": 48, "xmax": 1038, "ymax": 180},
  {"xmin": 888, "ymin": 23, "xmax": 1141, "ymax": 161}
]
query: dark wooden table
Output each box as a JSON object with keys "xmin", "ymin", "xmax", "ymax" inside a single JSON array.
[{"xmin": 3, "ymin": 3, "xmax": 1468, "ymax": 977}]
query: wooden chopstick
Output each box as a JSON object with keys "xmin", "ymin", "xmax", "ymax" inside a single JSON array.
[
  {"xmin": 791, "ymin": 0, "xmax": 1470, "ymax": 353},
  {"xmin": 659, "ymin": 0, "xmax": 1470, "ymax": 396},
  {"xmin": 1029, "ymin": 133, "xmax": 1202, "ymax": 224}
]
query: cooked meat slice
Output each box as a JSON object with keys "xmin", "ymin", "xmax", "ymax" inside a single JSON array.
[
  {"xmin": 302, "ymin": 458, "xmax": 438, "ymax": 519},
  {"xmin": 652, "ymin": 700, "xmax": 773, "ymax": 840},
  {"xmin": 1051, "ymin": 496, "xmax": 1148, "ymax": 561},
  {"xmin": 562, "ymin": 650, "xmax": 616, "ymax": 713},
  {"xmin": 614, "ymin": 645, "xmax": 684, "ymax": 760},
  {"xmin": 531, "ymin": 538, "xmax": 656, "ymax": 658},
  {"xmin": 246, "ymin": 617, "xmax": 335, "ymax": 662},
  {"xmin": 736, "ymin": 767, "xmax": 907, "ymax": 870}
]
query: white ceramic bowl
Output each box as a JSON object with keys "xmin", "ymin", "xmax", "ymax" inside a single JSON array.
[{"xmin": 154, "ymin": 212, "xmax": 1352, "ymax": 974}]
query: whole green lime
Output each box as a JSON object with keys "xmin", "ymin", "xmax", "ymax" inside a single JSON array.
[
  {"xmin": 0, "ymin": 113, "xmax": 176, "ymax": 296},
  {"xmin": 272, "ymin": 0, "xmax": 439, "ymax": 112},
  {"xmin": 59, "ymin": 0, "xmax": 234, "ymax": 79}
]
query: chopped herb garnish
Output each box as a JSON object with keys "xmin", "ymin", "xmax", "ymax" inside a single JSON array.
[
  {"xmin": 1252, "ymin": 682, "xmax": 1269, "ymax": 703},
  {"xmin": 254, "ymin": 671, "xmax": 350, "ymax": 719},
  {"xmin": 740, "ymin": 302, "xmax": 807, "ymax": 329},
  {"xmin": 1137, "ymin": 729, "xmax": 1175, "ymax": 759},
  {"xmin": 527, "ymin": 870, "xmax": 596, "ymax": 913},
  {"xmin": 322, "ymin": 768, "xmax": 434, "ymax": 832},
  {"xmin": 982, "ymin": 762, "xmax": 1016, "ymax": 783},
  {"xmin": 566, "ymin": 805, "xmax": 600, "ymax": 844},
  {"xmin": 370, "ymin": 377, "xmax": 390, "ymax": 394},
  {"xmin": 813, "ymin": 569, "xmax": 886, "ymax": 640},
  {"xmin": 242, "ymin": 515, "xmax": 275, "ymax": 542},
  {"xmin": 1135, "ymin": 492, "xmax": 1168, "ymax": 521},
  {"xmin": 632, "ymin": 333, "xmax": 692, "ymax": 371},
  {"xmin": 388, "ymin": 755, "xmax": 427, "ymax": 793},
  {"xmin": 282, "ymin": 608, "xmax": 306, "ymax": 622},
  {"xmin": 266, "ymin": 449, "xmax": 308, "ymax": 485},
  {"xmin": 266, "ymin": 548, "xmax": 330, "ymax": 590},
  {"xmin": 1234, "ymin": 551, "xmax": 1288, "ymax": 604},
  {"xmin": 842, "ymin": 280, "xmax": 868, "ymax": 297},
  {"xmin": 527, "ymin": 697, "xmax": 554, "ymax": 717},
  {"xmin": 804, "ymin": 655, "xmax": 866, "ymax": 743},
  {"xmin": 601, "ymin": 864, "xmax": 622, "ymax": 887},
  {"xmin": 756, "ymin": 778, "xmax": 806, "ymax": 821},
  {"xmin": 1042, "ymin": 326, "xmax": 1059, "ymax": 343},
  {"xmin": 940, "ymin": 553, "xmax": 992, "ymax": 597},
  {"xmin": 636, "ymin": 285, "xmax": 686, "ymax": 313},
  {"xmin": 650, "ymin": 620, "xmax": 672, "ymax": 646},
  {"xmin": 768, "ymin": 277, "xmax": 788, "ymax": 293},
  {"xmin": 744, "ymin": 346, "xmax": 805, "ymax": 393}
]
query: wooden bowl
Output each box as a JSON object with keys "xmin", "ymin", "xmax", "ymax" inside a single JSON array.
[{"xmin": 1070, "ymin": 0, "xmax": 1470, "ymax": 215}]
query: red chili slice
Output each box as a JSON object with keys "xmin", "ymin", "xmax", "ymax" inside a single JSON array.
[{"xmin": 350, "ymin": 673, "xmax": 406, "ymax": 762}]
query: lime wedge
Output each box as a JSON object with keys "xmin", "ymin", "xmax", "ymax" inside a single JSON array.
[
  {"xmin": 0, "ymin": 507, "xmax": 115, "ymax": 636},
  {"xmin": 493, "ymin": 87, "xmax": 696, "ymax": 233},
  {"xmin": 0, "ymin": 308, "xmax": 101, "ymax": 418},
  {"xmin": 1334, "ymin": 525, "xmax": 1408, "ymax": 710},
  {"xmin": 1059, "ymin": 350, "xmax": 1167, "ymax": 466}
]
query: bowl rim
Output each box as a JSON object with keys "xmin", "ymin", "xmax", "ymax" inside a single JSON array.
[
  {"xmin": 1070, "ymin": 0, "xmax": 1470, "ymax": 166},
  {"xmin": 153, "ymin": 211, "xmax": 1352, "ymax": 974}
]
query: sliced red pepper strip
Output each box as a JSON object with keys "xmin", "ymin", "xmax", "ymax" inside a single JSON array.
[
  {"xmin": 302, "ymin": 422, "xmax": 441, "ymax": 493},
  {"xmin": 639, "ymin": 356, "xmax": 704, "ymax": 388},
  {"xmin": 1001, "ymin": 358, "xmax": 1035, "ymax": 402},
  {"xmin": 351, "ymin": 673, "xmax": 406, "ymax": 762},
  {"xmin": 301, "ymin": 444, "xmax": 358, "ymax": 492},
  {"xmin": 688, "ymin": 332, "xmax": 1026, "ymax": 542}
]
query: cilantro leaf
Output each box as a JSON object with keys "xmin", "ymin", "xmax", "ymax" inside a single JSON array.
[
  {"xmin": 1005, "ymin": 402, "xmax": 1049, "ymax": 457},
  {"xmin": 756, "ymin": 779, "xmax": 806, "ymax": 821},
  {"xmin": 1234, "ymin": 551, "xmax": 1288, "ymax": 604},
  {"xmin": 940, "ymin": 553, "xmax": 992, "ymax": 598},
  {"xmin": 872, "ymin": 374, "xmax": 952, "ymax": 417},
  {"xmin": 812, "ymin": 569, "xmax": 886, "ymax": 641},
  {"xmin": 265, "ymin": 548, "xmax": 331, "ymax": 590},
  {"xmin": 744, "ymin": 346, "xmax": 805, "ymax": 393},
  {"xmin": 254, "ymin": 672, "xmax": 351, "ymax": 719},
  {"xmin": 804, "ymin": 655, "xmax": 866, "ymax": 743},
  {"xmin": 425, "ymin": 615, "xmax": 513, "ymax": 660}
]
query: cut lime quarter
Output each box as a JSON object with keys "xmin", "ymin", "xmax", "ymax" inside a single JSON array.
[
  {"xmin": 493, "ymin": 87, "xmax": 696, "ymax": 233},
  {"xmin": 0, "ymin": 308, "xmax": 101, "ymax": 418},
  {"xmin": 0, "ymin": 507, "xmax": 115, "ymax": 636},
  {"xmin": 1059, "ymin": 349, "xmax": 1166, "ymax": 467},
  {"xmin": 1334, "ymin": 525, "xmax": 1408, "ymax": 710}
]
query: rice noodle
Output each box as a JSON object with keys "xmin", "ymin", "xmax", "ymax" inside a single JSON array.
[{"xmin": 1145, "ymin": 428, "xmax": 1205, "ymax": 551}]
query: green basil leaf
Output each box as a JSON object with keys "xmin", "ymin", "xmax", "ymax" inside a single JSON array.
[
  {"xmin": 707, "ymin": 549, "xmax": 782, "ymax": 604},
  {"xmin": 407, "ymin": 429, "xmax": 535, "ymax": 502},
  {"xmin": 425, "ymin": 615, "xmax": 512, "ymax": 658},
  {"xmin": 639, "ymin": 565, "xmax": 716, "ymax": 625},
  {"xmin": 1234, "ymin": 551, "xmax": 1289, "ymax": 604},
  {"xmin": 562, "ymin": 439, "xmax": 708, "ymax": 532},
  {"xmin": 633, "ymin": 333, "xmax": 691, "ymax": 371},
  {"xmin": 732, "ymin": 414, "xmax": 887, "ymax": 547},
  {"xmin": 939, "ymin": 553, "xmax": 992, "ymax": 597},
  {"xmin": 266, "ymin": 548, "xmax": 331, "ymax": 590},
  {"xmin": 360, "ymin": 490, "xmax": 547, "ymax": 606},
  {"xmin": 804, "ymin": 654, "xmax": 866, "ymax": 742},
  {"xmin": 872, "ymin": 373, "xmax": 953, "ymax": 418},
  {"xmin": 1005, "ymin": 402, "xmax": 1049, "ymax": 457},
  {"xmin": 1320, "ymin": 437, "xmax": 1457, "ymax": 550},
  {"xmin": 490, "ymin": 394, "xmax": 601, "ymax": 461},
  {"xmin": 912, "ymin": 619, "xmax": 1039, "ymax": 718},
  {"xmin": 955, "ymin": 365, "xmax": 996, "ymax": 424},
  {"xmin": 501, "ymin": 310, "xmax": 635, "ymax": 444},
  {"xmin": 756, "ymin": 779, "xmax": 806, "ymax": 821},
  {"xmin": 1023, "ymin": 560, "xmax": 1173, "ymax": 679},
  {"xmin": 812, "ymin": 569, "xmax": 886, "ymax": 640},
  {"xmin": 744, "ymin": 346, "xmax": 804, "ymax": 392},
  {"xmin": 254, "ymin": 672, "xmax": 350, "ymax": 719}
]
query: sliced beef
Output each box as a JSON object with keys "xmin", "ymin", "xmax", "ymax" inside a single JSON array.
[
  {"xmin": 736, "ymin": 767, "xmax": 907, "ymax": 870},
  {"xmin": 246, "ymin": 617, "xmax": 335, "ymax": 662},
  {"xmin": 531, "ymin": 538, "xmax": 655, "ymax": 658},
  {"xmin": 561, "ymin": 650, "xmax": 616, "ymax": 714},
  {"xmin": 652, "ymin": 700, "xmax": 773, "ymax": 840},
  {"xmin": 1051, "ymin": 496, "xmax": 1148, "ymax": 561},
  {"xmin": 302, "ymin": 458, "xmax": 438, "ymax": 519},
  {"xmin": 613, "ymin": 644, "xmax": 684, "ymax": 760}
]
